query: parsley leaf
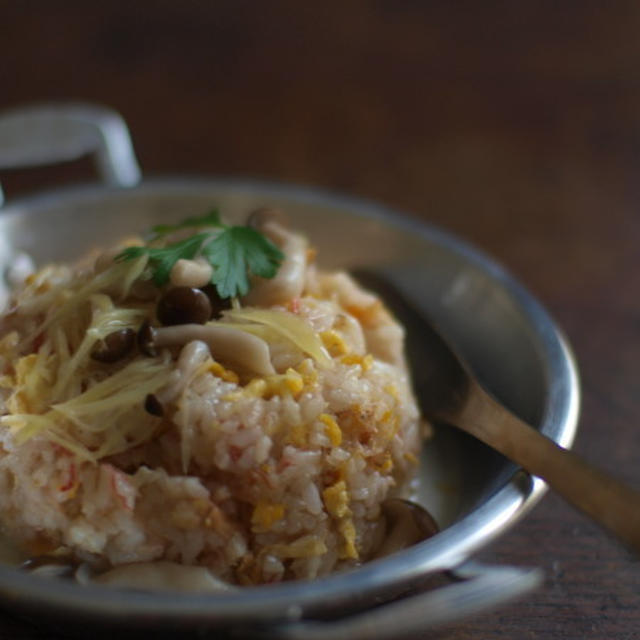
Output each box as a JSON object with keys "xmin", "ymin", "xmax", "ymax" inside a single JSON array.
[
  {"xmin": 114, "ymin": 210, "xmax": 285, "ymax": 297},
  {"xmin": 116, "ymin": 233, "xmax": 210, "ymax": 286},
  {"xmin": 203, "ymin": 226, "xmax": 284, "ymax": 298}
]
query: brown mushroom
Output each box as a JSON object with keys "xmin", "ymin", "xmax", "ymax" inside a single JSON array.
[
  {"xmin": 137, "ymin": 323, "xmax": 275, "ymax": 376},
  {"xmin": 90, "ymin": 328, "xmax": 136, "ymax": 363},
  {"xmin": 373, "ymin": 498, "xmax": 439, "ymax": 559},
  {"xmin": 138, "ymin": 320, "xmax": 158, "ymax": 356},
  {"xmin": 144, "ymin": 393, "xmax": 164, "ymax": 417},
  {"xmin": 200, "ymin": 284, "xmax": 231, "ymax": 319},
  {"xmin": 246, "ymin": 207, "xmax": 288, "ymax": 230},
  {"xmin": 157, "ymin": 287, "xmax": 212, "ymax": 326}
]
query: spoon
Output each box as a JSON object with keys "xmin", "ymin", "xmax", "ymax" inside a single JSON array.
[{"xmin": 354, "ymin": 270, "xmax": 640, "ymax": 554}]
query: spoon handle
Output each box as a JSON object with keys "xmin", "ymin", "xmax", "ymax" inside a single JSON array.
[{"xmin": 458, "ymin": 381, "xmax": 640, "ymax": 554}]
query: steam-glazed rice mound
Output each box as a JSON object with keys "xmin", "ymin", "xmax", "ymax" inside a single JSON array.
[{"xmin": 0, "ymin": 211, "xmax": 425, "ymax": 585}]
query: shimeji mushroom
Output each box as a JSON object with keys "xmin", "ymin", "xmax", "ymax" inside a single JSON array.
[{"xmin": 138, "ymin": 322, "xmax": 275, "ymax": 376}]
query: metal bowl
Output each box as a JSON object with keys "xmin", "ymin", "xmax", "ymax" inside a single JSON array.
[{"xmin": 0, "ymin": 105, "xmax": 580, "ymax": 638}]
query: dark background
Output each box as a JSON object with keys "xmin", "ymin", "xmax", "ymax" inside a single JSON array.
[{"xmin": 1, "ymin": 1, "xmax": 639, "ymax": 638}]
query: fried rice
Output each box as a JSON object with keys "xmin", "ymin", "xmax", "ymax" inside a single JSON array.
[{"xmin": 0, "ymin": 211, "xmax": 427, "ymax": 586}]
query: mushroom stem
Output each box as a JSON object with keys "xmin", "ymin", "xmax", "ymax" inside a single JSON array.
[
  {"xmin": 152, "ymin": 324, "xmax": 275, "ymax": 376},
  {"xmin": 243, "ymin": 218, "xmax": 308, "ymax": 306},
  {"xmin": 169, "ymin": 258, "xmax": 213, "ymax": 289}
]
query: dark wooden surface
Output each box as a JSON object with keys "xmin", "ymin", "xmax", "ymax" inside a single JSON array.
[{"xmin": 1, "ymin": 1, "xmax": 639, "ymax": 638}]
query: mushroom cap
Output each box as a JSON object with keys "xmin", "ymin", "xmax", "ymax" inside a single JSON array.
[{"xmin": 374, "ymin": 498, "xmax": 439, "ymax": 558}]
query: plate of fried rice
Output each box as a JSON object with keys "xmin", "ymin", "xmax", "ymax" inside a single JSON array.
[{"xmin": 0, "ymin": 104, "xmax": 580, "ymax": 637}]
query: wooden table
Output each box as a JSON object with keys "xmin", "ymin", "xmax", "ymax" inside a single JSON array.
[{"xmin": 1, "ymin": 2, "xmax": 638, "ymax": 638}]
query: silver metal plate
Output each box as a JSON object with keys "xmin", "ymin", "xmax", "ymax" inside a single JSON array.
[{"xmin": 0, "ymin": 178, "xmax": 580, "ymax": 632}]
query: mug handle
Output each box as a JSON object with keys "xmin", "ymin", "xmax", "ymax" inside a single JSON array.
[
  {"xmin": 0, "ymin": 103, "xmax": 141, "ymax": 205},
  {"xmin": 256, "ymin": 562, "xmax": 542, "ymax": 640}
]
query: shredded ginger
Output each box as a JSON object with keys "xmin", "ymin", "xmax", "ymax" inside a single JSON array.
[{"xmin": 0, "ymin": 255, "xmax": 169, "ymax": 462}]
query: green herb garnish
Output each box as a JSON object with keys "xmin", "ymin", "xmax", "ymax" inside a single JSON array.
[{"xmin": 115, "ymin": 210, "xmax": 284, "ymax": 298}]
